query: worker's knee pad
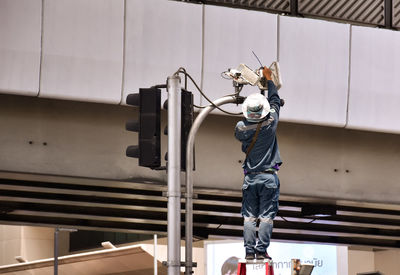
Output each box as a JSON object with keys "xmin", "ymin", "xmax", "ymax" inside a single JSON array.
[
  {"xmin": 244, "ymin": 217, "xmax": 257, "ymax": 222},
  {"xmin": 259, "ymin": 217, "xmax": 273, "ymax": 224}
]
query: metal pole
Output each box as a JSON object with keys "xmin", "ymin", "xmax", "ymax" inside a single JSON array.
[
  {"xmin": 384, "ymin": 0, "xmax": 393, "ymax": 29},
  {"xmin": 290, "ymin": 0, "xmax": 299, "ymax": 16},
  {"xmin": 53, "ymin": 227, "xmax": 77, "ymax": 275},
  {"xmin": 154, "ymin": 234, "xmax": 158, "ymax": 275},
  {"xmin": 167, "ymin": 75, "xmax": 182, "ymax": 275},
  {"xmin": 54, "ymin": 228, "xmax": 59, "ymax": 275},
  {"xmin": 185, "ymin": 95, "xmax": 240, "ymax": 275}
]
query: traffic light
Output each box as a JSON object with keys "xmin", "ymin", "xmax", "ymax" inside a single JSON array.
[
  {"xmin": 181, "ymin": 89, "xmax": 194, "ymax": 171},
  {"xmin": 162, "ymin": 89, "xmax": 194, "ymax": 171},
  {"xmin": 125, "ymin": 87, "xmax": 161, "ymax": 168}
]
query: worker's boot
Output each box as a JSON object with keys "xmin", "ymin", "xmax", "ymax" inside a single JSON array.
[
  {"xmin": 245, "ymin": 253, "xmax": 255, "ymax": 260},
  {"xmin": 255, "ymin": 251, "xmax": 272, "ymax": 260}
]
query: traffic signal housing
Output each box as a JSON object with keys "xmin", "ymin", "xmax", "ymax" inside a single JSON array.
[
  {"xmin": 162, "ymin": 88, "xmax": 194, "ymax": 171},
  {"xmin": 125, "ymin": 87, "xmax": 161, "ymax": 169},
  {"xmin": 181, "ymin": 89, "xmax": 194, "ymax": 171}
]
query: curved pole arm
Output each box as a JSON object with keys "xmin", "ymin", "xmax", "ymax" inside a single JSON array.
[{"xmin": 184, "ymin": 95, "xmax": 244, "ymax": 275}]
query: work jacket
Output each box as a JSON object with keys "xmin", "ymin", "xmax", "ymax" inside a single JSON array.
[{"xmin": 235, "ymin": 80, "xmax": 282, "ymax": 174}]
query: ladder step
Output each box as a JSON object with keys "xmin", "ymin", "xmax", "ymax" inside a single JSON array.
[{"xmin": 237, "ymin": 260, "xmax": 274, "ymax": 275}]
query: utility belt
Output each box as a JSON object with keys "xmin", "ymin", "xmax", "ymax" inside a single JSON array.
[{"xmin": 244, "ymin": 169, "xmax": 277, "ymax": 175}]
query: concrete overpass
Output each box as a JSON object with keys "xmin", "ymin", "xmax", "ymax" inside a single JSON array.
[{"xmin": 1, "ymin": 0, "xmax": 400, "ymax": 248}]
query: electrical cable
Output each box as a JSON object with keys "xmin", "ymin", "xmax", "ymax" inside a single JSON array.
[
  {"xmin": 252, "ymin": 50, "xmax": 263, "ymax": 68},
  {"xmin": 176, "ymin": 67, "xmax": 240, "ymax": 114},
  {"xmin": 174, "ymin": 68, "xmax": 243, "ymax": 116}
]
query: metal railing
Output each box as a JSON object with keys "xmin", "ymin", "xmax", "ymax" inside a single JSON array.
[{"xmin": 176, "ymin": 0, "xmax": 400, "ymax": 29}]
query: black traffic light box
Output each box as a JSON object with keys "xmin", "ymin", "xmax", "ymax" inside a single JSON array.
[
  {"xmin": 125, "ymin": 87, "xmax": 161, "ymax": 168},
  {"xmin": 181, "ymin": 89, "xmax": 194, "ymax": 171},
  {"xmin": 163, "ymin": 89, "xmax": 194, "ymax": 171}
]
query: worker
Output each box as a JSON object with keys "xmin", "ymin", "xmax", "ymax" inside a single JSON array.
[{"xmin": 234, "ymin": 67, "xmax": 282, "ymax": 260}]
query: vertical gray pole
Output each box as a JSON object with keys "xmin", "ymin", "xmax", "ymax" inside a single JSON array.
[
  {"xmin": 290, "ymin": 0, "xmax": 298, "ymax": 16},
  {"xmin": 384, "ymin": 0, "xmax": 393, "ymax": 29},
  {"xmin": 154, "ymin": 234, "xmax": 158, "ymax": 275},
  {"xmin": 53, "ymin": 227, "xmax": 77, "ymax": 275},
  {"xmin": 54, "ymin": 228, "xmax": 58, "ymax": 275},
  {"xmin": 185, "ymin": 95, "xmax": 239, "ymax": 275},
  {"xmin": 167, "ymin": 75, "xmax": 181, "ymax": 275}
]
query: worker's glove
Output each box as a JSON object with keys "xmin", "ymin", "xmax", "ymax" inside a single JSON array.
[{"xmin": 262, "ymin": 66, "xmax": 272, "ymax": 81}]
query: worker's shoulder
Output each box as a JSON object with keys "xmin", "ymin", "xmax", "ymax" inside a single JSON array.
[
  {"xmin": 236, "ymin": 119, "xmax": 245, "ymax": 126},
  {"xmin": 234, "ymin": 121, "xmax": 245, "ymax": 132},
  {"xmin": 236, "ymin": 120, "xmax": 261, "ymax": 132}
]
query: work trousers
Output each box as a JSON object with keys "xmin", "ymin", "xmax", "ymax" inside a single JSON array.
[{"xmin": 241, "ymin": 173, "xmax": 280, "ymax": 254}]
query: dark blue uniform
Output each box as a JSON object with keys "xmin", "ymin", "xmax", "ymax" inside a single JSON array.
[{"xmin": 235, "ymin": 80, "xmax": 282, "ymax": 256}]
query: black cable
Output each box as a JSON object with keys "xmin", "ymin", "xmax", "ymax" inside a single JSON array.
[
  {"xmin": 179, "ymin": 67, "xmax": 188, "ymax": 90},
  {"xmin": 174, "ymin": 68, "xmax": 243, "ymax": 116},
  {"xmin": 193, "ymin": 104, "xmax": 206, "ymax": 109},
  {"xmin": 177, "ymin": 68, "xmax": 237, "ymax": 114}
]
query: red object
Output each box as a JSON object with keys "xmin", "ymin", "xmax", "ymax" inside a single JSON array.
[
  {"xmin": 237, "ymin": 261, "xmax": 274, "ymax": 275},
  {"xmin": 266, "ymin": 261, "xmax": 274, "ymax": 275},
  {"xmin": 237, "ymin": 262, "xmax": 246, "ymax": 275}
]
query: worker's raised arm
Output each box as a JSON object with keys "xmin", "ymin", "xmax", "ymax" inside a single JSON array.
[{"xmin": 263, "ymin": 67, "xmax": 281, "ymax": 116}]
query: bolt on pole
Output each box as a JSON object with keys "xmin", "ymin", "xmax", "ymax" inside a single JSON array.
[{"xmin": 167, "ymin": 75, "xmax": 182, "ymax": 275}]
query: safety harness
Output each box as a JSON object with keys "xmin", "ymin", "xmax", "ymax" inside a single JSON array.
[
  {"xmin": 244, "ymin": 121, "xmax": 278, "ymax": 175},
  {"xmin": 245, "ymin": 122, "xmax": 262, "ymax": 159}
]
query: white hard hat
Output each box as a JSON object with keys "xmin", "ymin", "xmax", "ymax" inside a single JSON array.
[{"xmin": 242, "ymin": 93, "xmax": 270, "ymax": 122}]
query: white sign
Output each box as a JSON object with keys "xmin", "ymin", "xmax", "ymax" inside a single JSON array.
[{"xmin": 206, "ymin": 240, "xmax": 339, "ymax": 275}]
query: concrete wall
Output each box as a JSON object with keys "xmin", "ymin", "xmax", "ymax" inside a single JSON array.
[
  {"xmin": 2, "ymin": 93, "xmax": 400, "ymax": 204},
  {"xmin": 279, "ymin": 16, "xmax": 350, "ymax": 127},
  {"xmin": 348, "ymin": 249, "xmax": 375, "ymax": 275},
  {"xmin": 0, "ymin": 225, "xmax": 54, "ymax": 265},
  {"xmin": 2, "ymin": 0, "xmax": 400, "ymax": 133},
  {"xmin": 2, "ymin": 0, "xmax": 400, "ymax": 203},
  {"xmin": 375, "ymin": 249, "xmax": 400, "ymax": 275},
  {"xmin": 20, "ymin": 226, "xmax": 54, "ymax": 262},
  {"xmin": 0, "ymin": 0, "xmax": 41, "ymax": 96},
  {"xmin": 39, "ymin": 0, "xmax": 124, "ymax": 103},
  {"xmin": 0, "ymin": 225, "xmax": 22, "ymax": 265},
  {"xmin": 347, "ymin": 248, "xmax": 400, "ymax": 275}
]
